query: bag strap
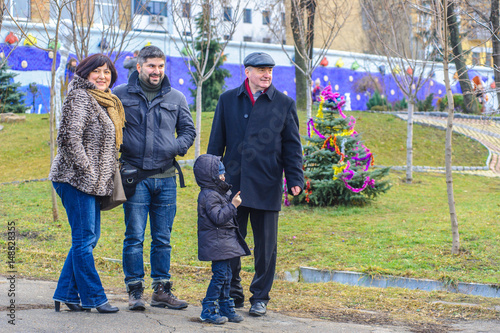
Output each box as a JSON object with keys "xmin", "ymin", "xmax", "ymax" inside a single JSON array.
[{"xmin": 173, "ymin": 159, "xmax": 185, "ymax": 188}]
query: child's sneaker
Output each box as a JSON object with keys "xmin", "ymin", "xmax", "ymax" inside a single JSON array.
[
  {"xmin": 219, "ymin": 298, "xmax": 244, "ymax": 323},
  {"xmin": 200, "ymin": 300, "xmax": 228, "ymax": 325}
]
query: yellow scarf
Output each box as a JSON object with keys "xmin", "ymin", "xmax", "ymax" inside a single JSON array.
[{"xmin": 88, "ymin": 89, "xmax": 126, "ymax": 150}]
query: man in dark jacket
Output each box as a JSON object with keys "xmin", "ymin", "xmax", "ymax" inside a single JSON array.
[
  {"xmin": 114, "ymin": 46, "xmax": 195, "ymax": 311},
  {"xmin": 207, "ymin": 52, "xmax": 304, "ymax": 316}
]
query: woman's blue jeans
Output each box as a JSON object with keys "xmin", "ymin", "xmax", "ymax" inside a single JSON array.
[
  {"xmin": 52, "ymin": 182, "xmax": 108, "ymax": 308},
  {"xmin": 204, "ymin": 260, "xmax": 231, "ymax": 302},
  {"xmin": 122, "ymin": 177, "xmax": 176, "ymax": 288}
]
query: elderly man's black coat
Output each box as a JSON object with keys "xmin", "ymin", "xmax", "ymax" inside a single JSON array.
[{"xmin": 207, "ymin": 81, "xmax": 304, "ymax": 211}]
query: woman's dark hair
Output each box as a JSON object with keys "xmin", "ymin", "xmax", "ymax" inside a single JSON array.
[{"xmin": 75, "ymin": 54, "xmax": 118, "ymax": 88}]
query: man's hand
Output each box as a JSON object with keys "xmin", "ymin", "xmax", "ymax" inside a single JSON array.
[
  {"xmin": 232, "ymin": 191, "xmax": 242, "ymax": 208},
  {"xmin": 291, "ymin": 186, "xmax": 302, "ymax": 196}
]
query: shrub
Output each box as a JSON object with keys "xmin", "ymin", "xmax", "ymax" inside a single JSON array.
[
  {"xmin": 367, "ymin": 91, "xmax": 391, "ymax": 111},
  {"xmin": 438, "ymin": 94, "xmax": 482, "ymax": 114},
  {"xmin": 393, "ymin": 98, "xmax": 408, "ymax": 111}
]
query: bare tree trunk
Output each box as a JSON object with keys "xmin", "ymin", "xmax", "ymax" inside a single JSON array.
[
  {"xmin": 195, "ymin": 80, "xmax": 203, "ymax": 158},
  {"xmin": 491, "ymin": 0, "xmax": 500, "ymax": 105},
  {"xmin": 294, "ymin": 49, "xmax": 308, "ymax": 112},
  {"xmin": 446, "ymin": 0, "xmax": 477, "ymax": 114},
  {"xmin": 406, "ymin": 100, "xmax": 414, "ymax": 183},
  {"xmin": 306, "ymin": 76, "xmax": 313, "ymax": 118},
  {"xmin": 442, "ymin": 0, "xmax": 459, "ymax": 255},
  {"xmin": 49, "ymin": 38, "xmax": 61, "ymax": 222}
]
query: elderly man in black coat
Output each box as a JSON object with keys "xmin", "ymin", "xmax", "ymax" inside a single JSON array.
[{"xmin": 207, "ymin": 52, "xmax": 304, "ymax": 316}]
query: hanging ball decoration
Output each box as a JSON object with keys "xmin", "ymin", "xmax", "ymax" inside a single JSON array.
[
  {"xmin": 178, "ymin": 78, "xmax": 184, "ymax": 85},
  {"xmin": 491, "ymin": 82, "xmax": 496, "ymax": 89},
  {"xmin": 23, "ymin": 33, "xmax": 37, "ymax": 46},
  {"xmin": 0, "ymin": 52, "xmax": 4, "ymax": 59},
  {"xmin": 453, "ymin": 72, "xmax": 458, "ymax": 80},
  {"xmin": 294, "ymin": 77, "xmax": 296, "ymax": 83},
  {"xmin": 320, "ymin": 56, "xmax": 329, "ymax": 67},
  {"xmin": 5, "ymin": 32, "xmax": 19, "ymax": 45},
  {"xmin": 381, "ymin": 94, "xmax": 385, "ymax": 99},
  {"xmin": 335, "ymin": 58, "xmax": 344, "ymax": 68},
  {"xmin": 145, "ymin": 41, "xmax": 152, "ymax": 47},
  {"xmin": 406, "ymin": 67, "xmax": 413, "ymax": 75},
  {"xmin": 323, "ymin": 75, "xmax": 329, "ymax": 82},
  {"xmin": 351, "ymin": 60, "xmax": 360, "ymax": 71},
  {"xmin": 392, "ymin": 65, "xmax": 401, "ymax": 74},
  {"xmin": 21, "ymin": 60, "xmax": 28, "ymax": 68},
  {"xmin": 284, "ymin": 91, "xmax": 288, "ymax": 96},
  {"xmin": 349, "ymin": 75, "xmax": 353, "ymax": 82},
  {"xmin": 438, "ymin": 89, "xmax": 442, "ymax": 95},
  {"xmin": 411, "ymin": 83, "xmax": 416, "ymax": 90},
  {"xmin": 48, "ymin": 51, "xmax": 54, "ymax": 59},
  {"xmin": 334, "ymin": 84, "xmax": 339, "ymax": 91},
  {"xmin": 390, "ymin": 89, "xmax": 395, "ymax": 95},
  {"xmin": 48, "ymin": 40, "xmax": 61, "ymax": 50},
  {"xmin": 378, "ymin": 65, "xmax": 386, "ymax": 75},
  {"xmin": 430, "ymin": 80, "xmax": 434, "ymax": 86},
  {"xmin": 356, "ymin": 94, "xmax": 361, "ymax": 101}
]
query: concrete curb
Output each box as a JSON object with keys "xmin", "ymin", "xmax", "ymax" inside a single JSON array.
[{"xmin": 283, "ymin": 267, "xmax": 500, "ymax": 298}]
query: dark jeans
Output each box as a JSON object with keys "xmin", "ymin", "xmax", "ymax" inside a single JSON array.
[
  {"xmin": 230, "ymin": 207, "xmax": 279, "ymax": 305},
  {"xmin": 204, "ymin": 260, "xmax": 231, "ymax": 302},
  {"xmin": 122, "ymin": 177, "xmax": 177, "ymax": 289},
  {"xmin": 52, "ymin": 182, "xmax": 108, "ymax": 308}
]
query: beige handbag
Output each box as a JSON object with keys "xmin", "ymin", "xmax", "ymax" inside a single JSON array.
[{"xmin": 100, "ymin": 162, "xmax": 127, "ymax": 211}]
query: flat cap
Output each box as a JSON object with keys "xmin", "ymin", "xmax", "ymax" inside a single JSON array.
[{"xmin": 244, "ymin": 52, "xmax": 275, "ymax": 68}]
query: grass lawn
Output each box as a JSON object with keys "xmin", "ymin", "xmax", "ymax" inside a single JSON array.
[{"xmin": 0, "ymin": 112, "xmax": 498, "ymax": 329}]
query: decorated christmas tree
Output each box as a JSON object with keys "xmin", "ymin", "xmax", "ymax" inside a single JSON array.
[
  {"xmin": 291, "ymin": 85, "xmax": 391, "ymax": 206},
  {"xmin": 0, "ymin": 64, "xmax": 28, "ymax": 113}
]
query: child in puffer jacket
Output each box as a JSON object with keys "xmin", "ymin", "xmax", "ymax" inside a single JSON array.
[{"xmin": 193, "ymin": 154, "xmax": 251, "ymax": 325}]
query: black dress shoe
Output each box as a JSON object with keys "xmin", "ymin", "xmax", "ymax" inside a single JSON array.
[
  {"xmin": 55, "ymin": 301, "xmax": 90, "ymax": 312},
  {"xmin": 96, "ymin": 302, "xmax": 119, "ymax": 313},
  {"xmin": 249, "ymin": 301, "xmax": 266, "ymax": 316}
]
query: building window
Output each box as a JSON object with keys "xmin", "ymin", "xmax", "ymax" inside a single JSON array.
[
  {"xmin": 134, "ymin": 0, "xmax": 168, "ymax": 16},
  {"xmin": 224, "ymin": 7, "xmax": 233, "ymax": 21},
  {"xmin": 262, "ymin": 11, "xmax": 270, "ymax": 25},
  {"xmin": 243, "ymin": 36, "xmax": 252, "ymax": 42},
  {"xmin": 243, "ymin": 8, "xmax": 252, "ymax": 23},
  {"xmin": 183, "ymin": 31, "xmax": 191, "ymax": 37},
  {"xmin": 50, "ymin": 1, "xmax": 71, "ymax": 21},
  {"xmin": 262, "ymin": 37, "xmax": 271, "ymax": 43},
  {"xmin": 95, "ymin": 0, "xmax": 117, "ymax": 26},
  {"xmin": 5, "ymin": 0, "xmax": 30, "ymax": 20},
  {"xmin": 471, "ymin": 52, "xmax": 481, "ymax": 66},
  {"xmin": 182, "ymin": 2, "xmax": 191, "ymax": 18},
  {"xmin": 281, "ymin": 12, "xmax": 286, "ymax": 26},
  {"xmin": 224, "ymin": 35, "xmax": 232, "ymax": 40}
]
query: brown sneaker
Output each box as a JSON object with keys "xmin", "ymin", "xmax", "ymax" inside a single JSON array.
[
  {"xmin": 128, "ymin": 282, "xmax": 146, "ymax": 311},
  {"xmin": 150, "ymin": 281, "xmax": 188, "ymax": 310}
]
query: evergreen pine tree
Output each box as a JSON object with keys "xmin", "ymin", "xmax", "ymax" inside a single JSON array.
[
  {"xmin": 189, "ymin": 13, "xmax": 231, "ymax": 112},
  {"xmin": 0, "ymin": 64, "xmax": 28, "ymax": 113},
  {"xmin": 292, "ymin": 85, "xmax": 391, "ymax": 206}
]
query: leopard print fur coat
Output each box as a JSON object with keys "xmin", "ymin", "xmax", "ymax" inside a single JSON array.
[{"xmin": 49, "ymin": 76, "xmax": 116, "ymax": 196}]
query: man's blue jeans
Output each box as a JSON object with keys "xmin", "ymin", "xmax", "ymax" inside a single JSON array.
[
  {"xmin": 204, "ymin": 260, "xmax": 231, "ymax": 302},
  {"xmin": 122, "ymin": 177, "xmax": 177, "ymax": 289},
  {"xmin": 52, "ymin": 182, "xmax": 108, "ymax": 308}
]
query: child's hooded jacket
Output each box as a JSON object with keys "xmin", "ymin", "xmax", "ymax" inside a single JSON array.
[{"xmin": 193, "ymin": 154, "xmax": 250, "ymax": 261}]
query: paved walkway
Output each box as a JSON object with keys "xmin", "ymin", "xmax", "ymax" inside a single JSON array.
[
  {"xmin": 2, "ymin": 277, "xmax": 500, "ymax": 333},
  {"xmin": 396, "ymin": 113, "xmax": 500, "ymax": 177}
]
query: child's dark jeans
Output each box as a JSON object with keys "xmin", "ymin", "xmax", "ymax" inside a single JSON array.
[{"xmin": 203, "ymin": 260, "xmax": 231, "ymax": 302}]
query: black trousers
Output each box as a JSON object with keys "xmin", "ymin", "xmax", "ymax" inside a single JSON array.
[{"xmin": 229, "ymin": 206, "xmax": 279, "ymax": 305}]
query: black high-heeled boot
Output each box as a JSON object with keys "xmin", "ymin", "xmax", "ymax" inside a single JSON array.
[
  {"xmin": 96, "ymin": 302, "xmax": 119, "ymax": 313},
  {"xmin": 55, "ymin": 301, "xmax": 89, "ymax": 312}
]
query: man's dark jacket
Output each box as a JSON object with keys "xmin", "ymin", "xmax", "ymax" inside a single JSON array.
[
  {"xmin": 207, "ymin": 81, "xmax": 304, "ymax": 211},
  {"xmin": 193, "ymin": 154, "xmax": 251, "ymax": 262},
  {"xmin": 113, "ymin": 71, "xmax": 195, "ymax": 170}
]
